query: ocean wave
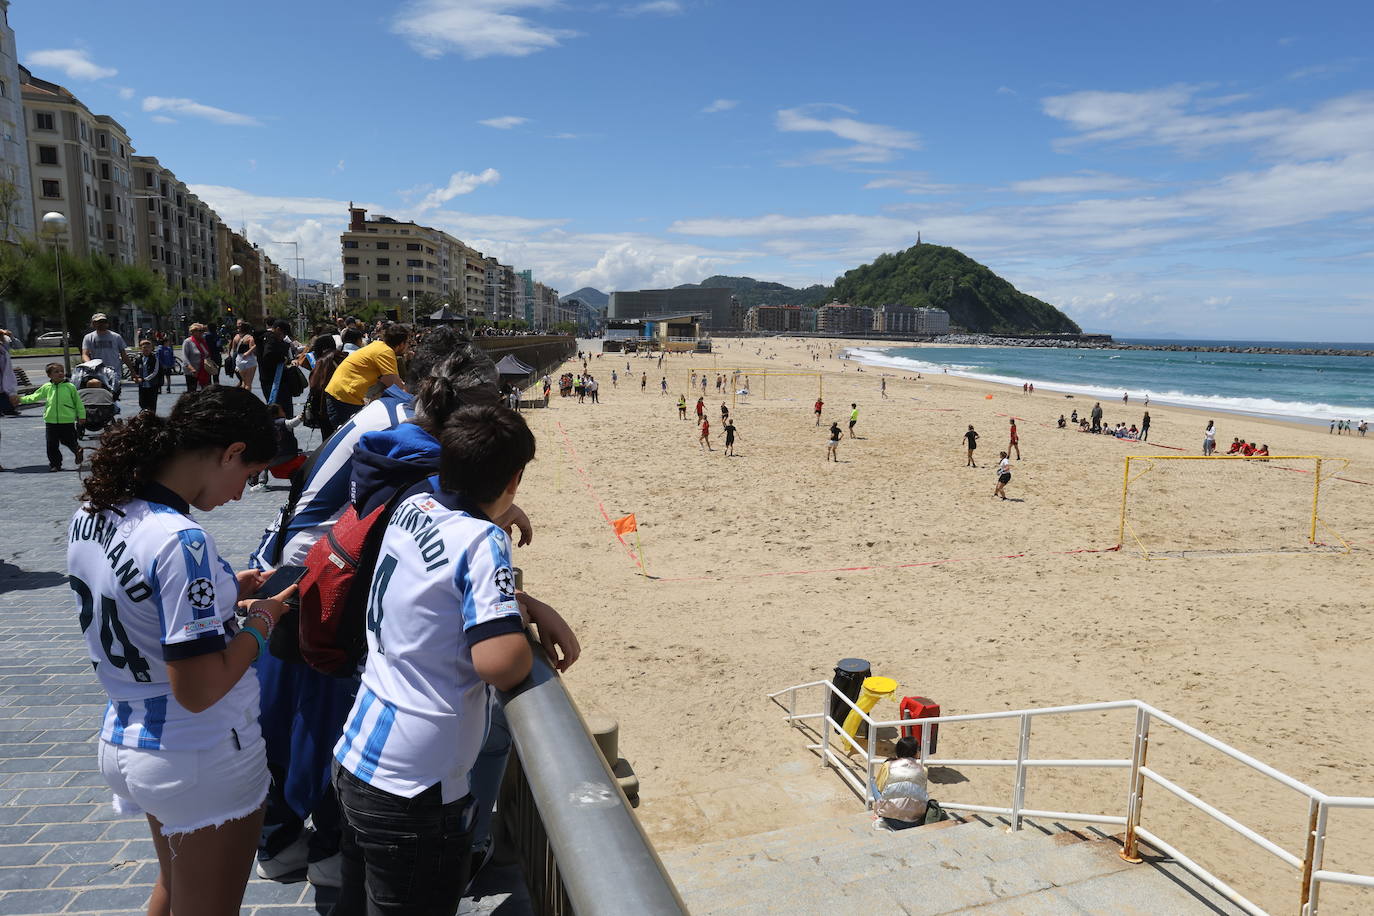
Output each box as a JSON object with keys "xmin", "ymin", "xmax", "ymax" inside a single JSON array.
[{"xmin": 844, "ymin": 348, "xmax": 1372, "ymax": 422}]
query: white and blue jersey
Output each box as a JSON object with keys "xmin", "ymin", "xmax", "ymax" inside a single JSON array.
[
  {"xmin": 67, "ymin": 483, "xmax": 258, "ymax": 750},
  {"xmin": 249, "ymin": 386, "xmax": 412, "ymax": 569},
  {"xmin": 334, "ymin": 491, "xmax": 525, "ymax": 803}
]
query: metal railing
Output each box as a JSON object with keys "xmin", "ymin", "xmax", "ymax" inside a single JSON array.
[
  {"xmin": 767, "ymin": 681, "xmax": 1372, "ymax": 916},
  {"xmin": 499, "ymin": 636, "xmax": 687, "ymax": 915}
]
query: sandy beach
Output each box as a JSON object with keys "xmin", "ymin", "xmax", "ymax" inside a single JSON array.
[{"xmin": 513, "ymin": 336, "xmax": 1373, "ymax": 913}]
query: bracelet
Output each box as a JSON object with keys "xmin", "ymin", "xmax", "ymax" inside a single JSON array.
[
  {"xmin": 247, "ymin": 606, "xmax": 275, "ymax": 639},
  {"xmin": 241, "ymin": 624, "xmax": 267, "ymax": 661}
]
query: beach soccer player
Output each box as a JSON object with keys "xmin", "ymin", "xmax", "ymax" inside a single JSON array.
[
  {"xmin": 848, "ymin": 403, "xmax": 859, "ymax": 438},
  {"xmin": 723, "ymin": 419, "xmax": 738, "ymax": 456},
  {"xmin": 695, "ymin": 396, "xmax": 705, "ymax": 421},
  {"xmin": 1008, "ymin": 418, "xmax": 1021, "ymax": 459},
  {"xmin": 677, "ymin": 395, "xmax": 687, "ymax": 419},
  {"xmin": 827, "ymin": 421, "xmax": 841, "ymax": 461},
  {"xmin": 814, "ymin": 397, "xmax": 824, "ymax": 426},
  {"xmin": 964, "ymin": 424, "xmax": 979, "ymax": 467},
  {"xmin": 994, "ymin": 451, "xmax": 1012, "ymax": 500},
  {"xmin": 698, "ymin": 416, "xmax": 712, "ymax": 451}
]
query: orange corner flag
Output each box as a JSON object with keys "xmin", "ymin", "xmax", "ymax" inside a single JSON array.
[{"xmin": 612, "ymin": 514, "xmax": 638, "ymax": 537}]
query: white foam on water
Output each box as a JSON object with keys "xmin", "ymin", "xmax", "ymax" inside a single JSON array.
[{"xmin": 845, "ymin": 347, "xmax": 1372, "ymax": 423}]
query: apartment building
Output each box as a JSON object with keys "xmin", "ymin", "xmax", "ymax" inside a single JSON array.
[
  {"xmin": 132, "ymin": 155, "xmax": 224, "ymax": 315},
  {"xmin": 485, "ymin": 260, "xmax": 521, "ymax": 322},
  {"xmin": 874, "ymin": 303, "xmax": 950, "ymax": 335},
  {"xmin": 21, "ymin": 70, "xmax": 105, "ymax": 258},
  {"xmin": 747, "ymin": 304, "xmax": 817, "ymax": 333},
  {"xmin": 216, "ymin": 224, "xmax": 267, "ymax": 322},
  {"xmin": 341, "ymin": 205, "xmax": 471, "ymax": 312},
  {"xmin": 0, "ymin": 3, "xmax": 31, "ymax": 244},
  {"xmin": 815, "ymin": 301, "xmax": 874, "ymax": 335},
  {"xmin": 463, "ymin": 249, "xmax": 487, "ymax": 315}
]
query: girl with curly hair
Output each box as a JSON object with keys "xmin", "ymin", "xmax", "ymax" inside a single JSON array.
[{"xmin": 68, "ymin": 386, "xmax": 293, "ymax": 916}]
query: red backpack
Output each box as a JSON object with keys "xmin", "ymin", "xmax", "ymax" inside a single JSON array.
[{"xmin": 296, "ymin": 475, "xmax": 428, "ymax": 677}]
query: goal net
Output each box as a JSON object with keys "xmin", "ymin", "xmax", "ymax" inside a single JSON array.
[{"xmin": 1118, "ymin": 455, "xmax": 1351, "ymax": 558}]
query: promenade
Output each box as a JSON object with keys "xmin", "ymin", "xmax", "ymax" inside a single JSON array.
[{"xmin": 0, "ymin": 403, "xmax": 331, "ymax": 914}]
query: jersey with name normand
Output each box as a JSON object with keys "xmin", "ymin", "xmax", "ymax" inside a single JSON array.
[
  {"xmin": 333, "ymin": 491, "xmax": 524, "ymax": 803},
  {"xmin": 67, "ymin": 495, "xmax": 257, "ymax": 750}
]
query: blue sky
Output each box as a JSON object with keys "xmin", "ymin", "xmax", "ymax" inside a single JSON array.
[{"xmin": 15, "ymin": 0, "xmax": 1374, "ymax": 339}]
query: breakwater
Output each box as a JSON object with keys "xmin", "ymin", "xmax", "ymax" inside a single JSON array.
[{"xmin": 938, "ymin": 334, "xmax": 1374, "ymax": 358}]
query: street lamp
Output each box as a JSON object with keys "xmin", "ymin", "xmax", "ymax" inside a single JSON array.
[
  {"xmin": 40, "ymin": 212, "xmax": 73, "ymax": 372},
  {"xmin": 228, "ymin": 263, "xmax": 243, "ymax": 319},
  {"xmin": 401, "ymin": 295, "xmax": 412, "ymax": 325}
]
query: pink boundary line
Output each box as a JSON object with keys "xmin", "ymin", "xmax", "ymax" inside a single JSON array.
[{"xmin": 556, "ymin": 421, "xmax": 645, "ymax": 572}]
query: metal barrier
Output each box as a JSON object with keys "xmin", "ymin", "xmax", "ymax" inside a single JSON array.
[
  {"xmin": 767, "ymin": 682, "xmax": 1373, "ymax": 916},
  {"xmin": 499, "ymin": 636, "xmax": 687, "ymax": 915}
]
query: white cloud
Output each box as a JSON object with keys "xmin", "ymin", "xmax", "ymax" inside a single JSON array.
[
  {"xmin": 333, "ymin": 160, "xmax": 346, "ymax": 174},
  {"xmin": 24, "ymin": 49, "xmax": 117, "ymax": 81},
  {"xmin": 1008, "ymin": 172, "xmax": 1147, "ymax": 194},
  {"xmin": 142, "ymin": 96, "xmax": 262, "ymax": 127},
  {"xmin": 478, "ymin": 115, "xmax": 529, "ymax": 129},
  {"xmin": 416, "ymin": 168, "xmax": 502, "ymax": 212},
  {"xmin": 622, "ymin": 1, "xmax": 682, "ymax": 15},
  {"xmin": 861, "ymin": 172, "xmax": 956, "ymax": 195},
  {"xmin": 996, "ymin": 86, "xmax": 1017, "ymax": 96},
  {"xmin": 149, "ymin": 115, "xmax": 176, "ymax": 124},
  {"xmin": 777, "ymin": 104, "xmax": 921, "ymax": 165},
  {"xmin": 392, "ymin": 0, "xmax": 576, "ymax": 60},
  {"xmin": 701, "ymin": 98, "xmax": 738, "ymax": 114},
  {"xmin": 550, "ymin": 132, "xmax": 579, "ymax": 139},
  {"xmin": 117, "ymin": 87, "xmax": 135, "ymax": 101}
]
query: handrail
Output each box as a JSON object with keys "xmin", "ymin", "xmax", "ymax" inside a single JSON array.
[
  {"xmin": 501, "ymin": 637, "xmax": 686, "ymax": 915},
  {"xmin": 767, "ymin": 681, "xmax": 1373, "ymax": 916}
]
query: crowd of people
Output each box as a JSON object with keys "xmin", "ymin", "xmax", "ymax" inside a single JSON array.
[{"xmin": 38, "ymin": 312, "xmax": 582, "ymax": 914}]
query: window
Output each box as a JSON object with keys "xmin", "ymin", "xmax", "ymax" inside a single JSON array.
[
  {"xmin": 343, "ymin": 240, "xmax": 359, "ymax": 249},
  {"xmin": 106, "ymin": 224, "xmax": 114, "ymax": 240},
  {"xmin": 345, "ymin": 273, "xmax": 360, "ymax": 282},
  {"xmin": 100, "ymin": 162, "xmax": 110, "ymax": 180},
  {"xmin": 344, "ymin": 256, "xmax": 359, "ymax": 265},
  {"xmin": 346, "ymin": 288, "xmax": 360, "ymax": 298},
  {"xmin": 103, "ymin": 194, "xmax": 111, "ymax": 210},
  {"xmin": 38, "ymin": 145, "xmax": 58, "ymax": 165},
  {"xmin": 377, "ymin": 273, "xmax": 391, "ymax": 282},
  {"xmin": 146, "ymin": 198, "xmax": 156, "ymax": 212},
  {"xmin": 406, "ymin": 243, "xmax": 422, "ymax": 251},
  {"xmin": 374, "ymin": 257, "xmax": 390, "ymax": 266},
  {"xmin": 0, "ymin": 80, "xmax": 6, "ymax": 98},
  {"xmin": 406, "ymin": 259, "xmax": 423, "ymax": 267},
  {"xmin": 406, "ymin": 274, "xmax": 423, "ymax": 284},
  {"xmin": 378, "ymin": 289, "xmax": 391, "ymax": 298},
  {"xmin": 35, "ymin": 111, "xmax": 55, "ymax": 130},
  {"xmin": 375, "ymin": 241, "xmax": 389, "ymax": 250},
  {"xmin": 79, "ymin": 121, "xmax": 89, "ymax": 141},
  {"xmin": 99, "ymin": 133, "xmax": 107, "ymax": 148}
]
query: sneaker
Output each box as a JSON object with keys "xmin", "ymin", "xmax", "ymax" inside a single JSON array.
[
  {"xmin": 307, "ymin": 852, "xmax": 341, "ymax": 888},
  {"xmin": 249, "ymin": 483, "xmax": 266, "ymax": 493},
  {"xmin": 256, "ymin": 831, "xmax": 310, "ymax": 880}
]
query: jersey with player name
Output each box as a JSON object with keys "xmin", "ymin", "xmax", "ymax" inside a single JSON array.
[
  {"xmin": 67, "ymin": 488, "xmax": 257, "ymax": 750},
  {"xmin": 334, "ymin": 491, "xmax": 525, "ymax": 803}
]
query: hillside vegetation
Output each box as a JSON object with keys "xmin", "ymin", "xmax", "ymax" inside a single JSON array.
[{"xmin": 832, "ymin": 243, "xmax": 1080, "ymax": 334}]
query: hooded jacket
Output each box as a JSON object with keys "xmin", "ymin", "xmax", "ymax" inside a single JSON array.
[
  {"xmin": 873, "ymin": 756, "xmax": 929, "ymax": 823},
  {"xmin": 349, "ymin": 421, "xmax": 442, "ymax": 518}
]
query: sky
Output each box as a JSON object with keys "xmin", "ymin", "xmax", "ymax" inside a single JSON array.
[{"xmin": 14, "ymin": 0, "xmax": 1374, "ymax": 340}]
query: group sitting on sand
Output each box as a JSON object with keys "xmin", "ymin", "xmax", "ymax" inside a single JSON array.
[{"xmin": 1226, "ymin": 438, "xmax": 1269, "ymax": 457}]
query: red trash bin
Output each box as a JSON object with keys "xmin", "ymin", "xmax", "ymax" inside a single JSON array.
[{"xmin": 899, "ymin": 696, "xmax": 940, "ymax": 754}]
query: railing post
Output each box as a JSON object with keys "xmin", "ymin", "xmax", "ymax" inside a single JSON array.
[
  {"xmin": 1011, "ymin": 714, "xmax": 1031, "ymax": 831},
  {"xmin": 1121, "ymin": 706, "xmax": 1150, "ymax": 863},
  {"xmin": 820, "ymin": 686, "xmax": 832, "ymax": 771},
  {"xmin": 865, "ymin": 717, "xmax": 878, "ymax": 810},
  {"xmin": 1305, "ymin": 801, "xmax": 1330, "ymax": 916},
  {"xmin": 1300, "ymin": 796, "xmax": 1320, "ymax": 915},
  {"xmin": 787, "ymin": 686, "xmax": 796, "ymax": 726}
]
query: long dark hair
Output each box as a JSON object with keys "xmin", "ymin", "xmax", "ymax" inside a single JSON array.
[{"xmin": 80, "ymin": 387, "xmax": 276, "ymax": 511}]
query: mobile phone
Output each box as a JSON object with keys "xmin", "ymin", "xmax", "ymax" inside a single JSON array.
[{"xmin": 252, "ymin": 565, "xmax": 307, "ymax": 600}]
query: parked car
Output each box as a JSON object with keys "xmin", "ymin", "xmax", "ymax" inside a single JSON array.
[{"xmin": 35, "ymin": 331, "xmax": 69, "ymax": 347}]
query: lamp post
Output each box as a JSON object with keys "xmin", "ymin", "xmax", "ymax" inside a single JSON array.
[
  {"xmin": 228, "ymin": 263, "xmax": 244, "ymax": 322},
  {"xmin": 401, "ymin": 295, "xmax": 411, "ymax": 325},
  {"xmin": 40, "ymin": 212, "xmax": 73, "ymax": 372}
]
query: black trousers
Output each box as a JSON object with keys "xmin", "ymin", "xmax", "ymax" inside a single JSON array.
[
  {"xmin": 137, "ymin": 386, "xmax": 159, "ymax": 413},
  {"xmin": 45, "ymin": 423, "xmax": 80, "ymax": 468}
]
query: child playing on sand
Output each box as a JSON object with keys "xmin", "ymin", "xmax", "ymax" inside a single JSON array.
[
  {"xmin": 695, "ymin": 397, "xmax": 705, "ymax": 421},
  {"xmin": 677, "ymin": 394, "xmax": 687, "ymax": 419},
  {"xmin": 963, "ymin": 425, "xmax": 979, "ymax": 467},
  {"xmin": 994, "ymin": 452, "xmax": 1012, "ymax": 500},
  {"xmin": 814, "ymin": 397, "xmax": 824, "ymax": 426},
  {"xmin": 848, "ymin": 403, "xmax": 859, "ymax": 438},
  {"xmin": 698, "ymin": 416, "xmax": 712, "ymax": 451},
  {"xmin": 1008, "ymin": 418, "xmax": 1020, "ymax": 460},
  {"xmin": 720, "ymin": 402, "xmax": 729, "ymax": 422},
  {"xmin": 827, "ymin": 422, "xmax": 841, "ymax": 461},
  {"xmin": 723, "ymin": 420, "xmax": 737, "ymax": 456}
]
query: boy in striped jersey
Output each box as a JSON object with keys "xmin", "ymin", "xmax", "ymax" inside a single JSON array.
[{"xmin": 332, "ymin": 405, "xmax": 539, "ymax": 914}]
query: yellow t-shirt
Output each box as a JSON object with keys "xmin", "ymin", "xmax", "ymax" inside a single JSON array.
[{"xmin": 325, "ymin": 340, "xmax": 399, "ymax": 406}]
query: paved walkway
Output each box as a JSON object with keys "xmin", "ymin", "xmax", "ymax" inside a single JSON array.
[{"xmin": 0, "ymin": 398, "xmax": 329, "ymax": 914}]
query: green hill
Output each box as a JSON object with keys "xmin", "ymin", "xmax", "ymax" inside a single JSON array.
[
  {"xmin": 675, "ymin": 275, "xmax": 831, "ymax": 308},
  {"xmin": 831, "ymin": 243, "xmax": 1080, "ymax": 334}
]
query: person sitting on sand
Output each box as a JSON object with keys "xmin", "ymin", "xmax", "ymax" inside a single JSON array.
[
  {"xmin": 871, "ymin": 736, "xmax": 929, "ymax": 831},
  {"xmin": 1128, "ymin": 425, "xmax": 1139, "ymax": 438},
  {"xmin": 1227, "ymin": 438, "xmax": 1244, "ymax": 455},
  {"xmin": 827, "ymin": 421, "xmax": 841, "ymax": 461},
  {"xmin": 1255, "ymin": 443, "xmax": 1270, "ymax": 458},
  {"xmin": 1242, "ymin": 441, "xmax": 1256, "ymax": 456},
  {"xmin": 1079, "ymin": 419, "xmax": 1090, "ymax": 432},
  {"xmin": 1070, "ymin": 409, "xmax": 1079, "ymax": 425},
  {"xmin": 1058, "ymin": 414, "xmax": 1067, "ymax": 428},
  {"xmin": 994, "ymin": 451, "xmax": 1012, "ymax": 500}
]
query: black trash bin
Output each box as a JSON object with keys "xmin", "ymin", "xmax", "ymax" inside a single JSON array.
[{"xmin": 830, "ymin": 658, "xmax": 871, "ymax": 735}]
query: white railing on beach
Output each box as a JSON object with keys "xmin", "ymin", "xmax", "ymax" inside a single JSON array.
[{"xmin": 766, "ymin": 682, "xmax": 1373, "ymax": 916}]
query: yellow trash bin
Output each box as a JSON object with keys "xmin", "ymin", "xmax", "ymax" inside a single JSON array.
[{"xmin": 841, "ymin": 676, "xmax": 898, "ymax": 751}]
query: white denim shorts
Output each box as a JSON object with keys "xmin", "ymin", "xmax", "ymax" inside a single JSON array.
[{"xmin": 98, "ymin": 713, "xmax": 269, "ymax": 836}]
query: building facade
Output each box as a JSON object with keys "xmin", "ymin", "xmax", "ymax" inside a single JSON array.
[
  {"xmin": 0, "ymin": 5, "xmax": 32, "ymax": 245},
  {"xmin": 340, "ymin": 205, "xmax": 473, "ymax": 314},
  {"xmin": 872, "ymin": 303, "xmax": 950, "ymax": 335},
  {"xmin": 21, "ymin": 70, "xmax": 105, "ymax": 258},
  {"xmin": 608, "ymin": 287, "xmax": 734, "ymax": 330},
  {"xmin": 747, "ymin": 304, "xmax": 817, "ymax": 333},
  {"xmin": 815, "ymin": 302, "xmax": 875, "ymax": 335},
  {"xmin": 131, "ymin": 155, "xmax": 224, "ymax": 317}
]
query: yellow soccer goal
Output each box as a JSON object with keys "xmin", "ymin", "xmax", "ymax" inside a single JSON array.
[{"xmin": 1117, "ymin": 455, "xmax": 1352, "ymax": 559}]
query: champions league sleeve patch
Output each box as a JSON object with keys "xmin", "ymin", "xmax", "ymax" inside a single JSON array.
[
  {"xmin": 493, "ymin": 566, "xmax": 515, "ymax": 597},
  {"xmin": 187, "ymin": 577, "xmax": 216, "ymax": 610}
]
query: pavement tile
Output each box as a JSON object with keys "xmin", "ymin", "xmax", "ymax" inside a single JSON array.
[
  {"xmin": 0, "ymin": 845, "xmax": 53, "ymax": 867},
  {"xmin": 0, "ymin": 887, "xmax": 77, "ymax": 914},
  {"xmin": 0, "ymin": 865, "xmax": 62, "ymax": 891},
  {"xmin": 68, "ymin": 885, "xmax": 152, "ymax": 910}
]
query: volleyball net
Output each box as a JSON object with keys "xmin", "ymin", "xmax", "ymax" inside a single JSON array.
[{"xmin": 1117, "ymin": 455, "xmax": 1352, "ymax": 559}]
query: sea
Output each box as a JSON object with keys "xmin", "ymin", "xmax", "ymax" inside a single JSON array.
[{"xmin": 845, "ymin": 338, "xmax": 1374, "ymax": 425}]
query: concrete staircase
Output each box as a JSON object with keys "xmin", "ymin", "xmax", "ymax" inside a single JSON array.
[{"xmin": 661, "ymin": 814, "xmax": 1251, "ymax": 915}]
